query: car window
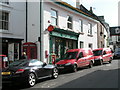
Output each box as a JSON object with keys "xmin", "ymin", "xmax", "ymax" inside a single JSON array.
[
  {"xmin": 62, "ymin": 51, "xmax": 78, "ymax": 60},
  {"xmin": 93, "ymin": 50, "xmax": 102, "ymax": 56},
  {"xmin": 29, "ymin": 60, "xmax": 43, "ymax": 66},
  {"xmin": 103, "ymin": 51, "xmax": 106, "ymax": 55},
  {"xmin": 78, "ymin": 52, "xmax": 84, "ymax": 58},
  {"xmin": 9, "ymin": 60, "xmax": 28, "ymax": 67}
]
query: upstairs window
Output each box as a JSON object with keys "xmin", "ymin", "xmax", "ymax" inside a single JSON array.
[
  {"xmin": 67, "ymin": 15, "xmax": 72, "ymax": 30},
  {"xmin": 51, "ymin": 9, "xmax": 58, "ymax": 26},
  {"xmin": 88, "ymin": 23, "xmax": 92, "ymax": 35},
  {"xmin": 0, "ymin": 11, "xmax": 9, "ymax": 30},
  {"xmin": 0, "ymin": 0, "xmax": 9, "ymax": 4},
  {"xmin": 79, "ymin": 19, "xmax": 83, "ymax": 32}
]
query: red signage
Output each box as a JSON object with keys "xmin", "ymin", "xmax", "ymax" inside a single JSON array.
[{"xmin": 47, "ymin": 25, "xmax": 54, "ymax": 32}]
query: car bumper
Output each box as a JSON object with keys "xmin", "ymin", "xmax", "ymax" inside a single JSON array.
[
  {"xmin": 2, "ymin": 74, "xmax": 28, "ymax": 84},
  {"xmin": 57, "ymin": 64, "xmax": 74, "ymax": 72}
]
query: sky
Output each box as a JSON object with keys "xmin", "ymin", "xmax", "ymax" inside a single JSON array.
[{"xmin": 62, "ymin": 0, "xmax": 120, "ymax": 27}]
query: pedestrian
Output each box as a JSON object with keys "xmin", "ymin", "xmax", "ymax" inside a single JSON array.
[{"xmin": 21, "ymin": 52, "xmax": 27, "ymax": 59}]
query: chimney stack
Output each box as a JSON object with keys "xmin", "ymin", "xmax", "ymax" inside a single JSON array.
[
  {"xmin": 76, "ymin": 0, "xmax": 80, "ymax": 9},
  {"xmin": 90, "ymin": 7, "xmax": 93, "ymax": 13}
]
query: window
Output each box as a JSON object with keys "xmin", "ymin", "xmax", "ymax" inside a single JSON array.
[
  {"xmin": 118, "ymin": 36, "xmax": 120, "ymax": 42},
  {"xmin": 67, "ymin": 15, "xmax": 72, "ymax": 30},
  {"xmin": 80, "ymin": 41, "xmax": 84, "ymax": 48},
  {"xmin": 0, "ymin": 0, "xmax": 9, "ymax": 4},
  {"xmin": 0, "ymin": 11, "xmax": 9, "ymax": 30},
  {"xmin": 88, "ymin": 23, "xmax": 92, "ymax": 35},
  {"xmin": 88, "ymin": 43, "xmax": 93, "ymax": 49},
  {"xmin": 51, "ymin": 9, "xmax": 57, "ymax": 26},
  {"xmin": 29, "ymin": 60, "xmax": 43, "ymax": 66},
  {"xmin": 79, "ymin": 19, "xmax": 83, "ymax": 32}
]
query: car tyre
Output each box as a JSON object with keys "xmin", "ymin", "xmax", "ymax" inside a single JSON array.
[
  {"xmin": 73, "ymin": 64, "xmax": 77, "ymax": 72},
  {"xmin": 88, "ymin": 61, "xmax": 93, "ymax": 68},
  {"xmin": 28, "ymin": 73, "xmax": 36, "ymax": 87},
  {"xmin": 99, "ymin": 59, "xmax": 103, "ymax": 65},
  {"xmin": 52, "ymin": 68, "xmax": 59, "ymax": 79}
]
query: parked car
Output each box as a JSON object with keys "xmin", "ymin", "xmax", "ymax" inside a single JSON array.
[
  {"xmin": 2, "ymin": 59, "xmax": 58, "ymax": 87},
  {"xmin": 56, "ymin": 48, "xmax": 94, "ymax": 72},
  {"xmin": 113, "ymin": 48, "xmax": 120, "ymax": 59},
  {"xmin": 93, "ymin": 48, "xmax": 113, "ymax": 65}
]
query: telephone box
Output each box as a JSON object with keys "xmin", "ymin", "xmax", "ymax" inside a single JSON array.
[{"xmin": 23, "ymin": 42, "xmax": 37, "ymax": 59}]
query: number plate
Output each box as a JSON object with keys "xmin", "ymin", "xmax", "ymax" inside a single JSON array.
[
  {"xmin": 1, "ymin": 72, "xmax": 11, "ymax": 75},
  {"xmin": 58, "ymin": 67, "xmax": 64, "ymax": 69}
]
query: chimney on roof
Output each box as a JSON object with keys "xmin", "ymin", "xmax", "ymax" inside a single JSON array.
[
  {"xmin": 76, "ymin": 0, "xmax": 80, "ymax": 9},
  {"xmin": 90, "ymin": 7, "xmax": 93, "ymax": 13}
]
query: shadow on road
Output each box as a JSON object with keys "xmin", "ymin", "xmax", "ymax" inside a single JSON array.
[{"xmin": 51, "ymin": 68, "xmax": 119, "ymax": 89}]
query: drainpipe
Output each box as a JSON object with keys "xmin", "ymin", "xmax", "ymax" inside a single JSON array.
[
  {"xmin": 40, "ymin": 0, "xmax": 43, "ymax": 61},
  {"xmin": 26, "ymin": 0, "xmax": 28, "ymax": 42}
]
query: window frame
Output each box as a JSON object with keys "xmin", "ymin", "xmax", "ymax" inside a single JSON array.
[
  {"xmin": 79, "ymin": 19, "xmax": 83, "ymax": 32},
  {"xmin": 67, "ymin": 15, "xmax": 73, "ymax": 30},
  {"xmin": 88, "ymin": 23, "xmax": 92, "ymax": 35},
  {"xmin": 51, "ymin": 9, "xmax": 58, "ymax": 26},
  {"xmin": 0, "ymin": 11, "xmax": 9, "ymax": 30}
]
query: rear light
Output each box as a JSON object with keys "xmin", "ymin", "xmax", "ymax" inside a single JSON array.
[{"xmin": 15, "ymin": 69, "xmax": 25, "ymax": 74}]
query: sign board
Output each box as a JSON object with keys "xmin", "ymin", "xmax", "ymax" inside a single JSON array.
[{"xmin": 110, "ymin": 27, "xmax": 120, "ymax": 36}]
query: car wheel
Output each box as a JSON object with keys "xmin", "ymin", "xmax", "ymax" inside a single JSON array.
[
  {"xmin": 99, "ymin": 59, "xmax": 103, "ymax": 65},
  {"xmin": 109, "ymin": 58, "xmax": 112, "ymax": 63},
  {"xmin": 52, "ymin": 68, "xmax": 58, "ymax": 79},
  {"xmin": 73, "ymin": 64, "xmax": 77, "ymax": 72},
  {"xmin": 28, "ymin": 73, "xmax": 36, "ymax": 87},
  {"xmin": 88, "ymin": 61, "xmax": 93, "ymax": 68}
]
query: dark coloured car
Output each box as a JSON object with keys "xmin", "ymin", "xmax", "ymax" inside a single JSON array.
[
  {"xmin": 114, "ymin": 48, "xmax": 120, "ymax": 59},
  {"xmin": 2, "ymin": 59, "xmax": 58, "ymax": 87}
]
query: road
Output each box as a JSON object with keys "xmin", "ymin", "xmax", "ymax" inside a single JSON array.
[{"xmin": 2, "ymin": 59, "xmax": 120, "ymax": 89}]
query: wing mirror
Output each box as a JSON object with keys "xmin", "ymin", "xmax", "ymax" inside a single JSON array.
[{"xmin": 42, "ymin": 63, "xmax": 47, "ymax": 67}]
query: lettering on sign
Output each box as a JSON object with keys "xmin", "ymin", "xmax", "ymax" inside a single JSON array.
[{"xmin": 115, "ymin": 28, "xmax": 120, "ymax": 34}]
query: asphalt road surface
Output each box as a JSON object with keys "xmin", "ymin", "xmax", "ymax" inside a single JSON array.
[{"xmin": 2, "ymin": 59, "xmax": 120, "ymax": 90}]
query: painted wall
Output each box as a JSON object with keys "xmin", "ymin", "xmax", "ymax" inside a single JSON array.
[{"xmin": 0, "ymin": 2, "xmax": 26, "ymax": 40}]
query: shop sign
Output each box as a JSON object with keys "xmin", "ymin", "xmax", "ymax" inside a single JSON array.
[{"xmin": 47, "ymin": 25, "xmax": 54, "ymax": 32}]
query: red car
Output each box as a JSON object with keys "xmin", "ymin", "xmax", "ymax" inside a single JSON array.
[
  {"xmin": 93, "ymin": 48, "xmax": 113, "ymax": 65},
  {"xmin": 56, "ymin": 48, "xmax": 94, "ymax": 72}
]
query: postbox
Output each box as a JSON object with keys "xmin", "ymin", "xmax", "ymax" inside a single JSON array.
[
  {"xmin": 50, "ymin": 53, "xmax": 56, "ymax": 64},
  {"xmin": 0, "ymin": 55, "xmax": 9, "ymax": 69}
]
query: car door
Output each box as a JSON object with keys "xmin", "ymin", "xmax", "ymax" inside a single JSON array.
[
  {"xmin": 29, "ymin": 60, "xmax": 46, "ymax": 78},
  {"xmin": 77, "ymin": 52, "xmax": 85, "ymax": 67},
  {"xmin": 102, "ymin": 51, "xmax": 107, "ymax": 62}
]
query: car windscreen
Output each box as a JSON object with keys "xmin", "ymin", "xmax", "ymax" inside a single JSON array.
[
  {"xmin": 62, "ymin": 51, "xmax": 78, "ymax": 60},
  {"xmin": 93, "ymin": 50, "xmax": 102, "ymax": 56},
  {"xmin": 9, "ymin": 60, "xmax": 28, "ymax": 67}
]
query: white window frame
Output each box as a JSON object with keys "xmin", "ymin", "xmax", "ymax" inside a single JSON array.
[
  {"xmin": 79, "ymin": 19, "xmax": 83, "ymax": 32},
  {"xmin": 67, "ymin": 15, "xmax": 73, "ymax": 30},
  {"xmin": 88, "ymin": 23, "xmax": 92, "ymax": 35},
  {"xmin": 0, "ymin": 11, "xmax": 9, "ymax": 30},
  {"xmin": 51, "ymin": 9, "xmax": 58, "ymax": 26}
]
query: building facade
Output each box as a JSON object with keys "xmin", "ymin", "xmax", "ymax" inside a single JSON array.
[{"xmin": 0, "ymin": 1, "xmax": 26, "ymax": 61}]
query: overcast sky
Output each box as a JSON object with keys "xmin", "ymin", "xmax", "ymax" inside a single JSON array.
[{"xmin": 62, "ymin": 0, "xmax": 120, "ymax": 27}]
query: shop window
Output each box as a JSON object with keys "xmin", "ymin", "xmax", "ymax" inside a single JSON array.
[
  {"xmin": 51, "ymin": 9, "xmax": 58, "ymax": 26},
  {"xmin": 67, "ymin": 15, "xmax": 72, "ymax": 30},
  {"xmin": 0, "ymin": 11, "xmax": 9, "ymax": 30},
  {"xmin": 14, "ymin": 43, "xmax": 19, "ymax": 60}
]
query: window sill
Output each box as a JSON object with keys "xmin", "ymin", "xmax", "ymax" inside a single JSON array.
[
  {"xmin": 87, "ymin": 34, "xmax": 93, "ymax": 37},
  {"xmin": 79, "ymin": 32, "xmax": 84, "ymax": 35}
]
